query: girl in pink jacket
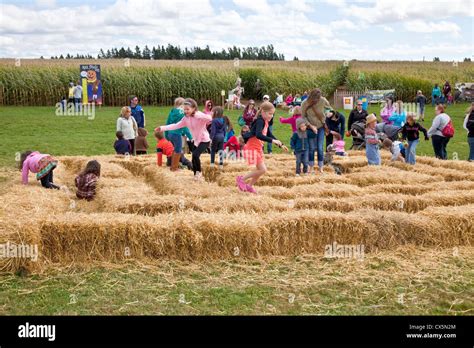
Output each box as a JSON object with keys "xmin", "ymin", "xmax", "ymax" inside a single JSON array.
[
  {"xmin": 20, "ymin": 151, "xmax": 60, "ymax": 189},
  {"xmin": 279, "ymin": 106, "xmax": 302, "ymax": 132},
  {"xmin": 156, "ymin": 98, "xmax": 212, "ymax": 181}
]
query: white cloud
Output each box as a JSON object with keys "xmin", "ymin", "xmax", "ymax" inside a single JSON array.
[
  {"xmin": 341, "ymin": 0, "xmax": 473, "ymax": 24},
  {"xmin": 35, "ymin": 0, "xmax": 56, "ymax": 8},
  {"xmin": 0, "ymin": 0, "xmax": 471, "ymax": 60},
  {"xmin": 404, "ymin": 20, "xmax": 461, "ymax": 37}
]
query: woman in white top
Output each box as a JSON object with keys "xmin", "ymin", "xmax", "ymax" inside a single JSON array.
[
  {"xmin": 116, "ymin": 106, "xmax": 138, "ymax": 155},
  {"xmin": 427, "ymin": 104, "xmax": 451, "ymax": 160}
]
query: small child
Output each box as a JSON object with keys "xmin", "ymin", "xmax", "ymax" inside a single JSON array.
[
  {"xmin": 382, "ymin": 138, "xmax": 405, "ymax": 162},
  {"xmin": 290, "ymin": 118, "xmax": 310, "ymax": 176},
  {"xmin": 388, "ymin": 101, "xmax": 406, "ymax": 127},
  {"xmin": 154, "ymin": 130, "xmax": 175, "ymax": 168},
  {"xmin": 20, "ymin": 151, "xmax": 60, "ymax": 189},
  {"xmin": 114, "ymin": 131, "xmax": 131, "ymax": 155},
  {"xmin": 365, "ymin": 114, "xmax": 381, "ymax": 165},
  {"xmin": 330, "ymin": 131, "xmax": 346, "ymax": 156},
  {"xmin": 224, "ymin": 125, "xmax": 248, "ymax": 161},
  {"xmin": 279, "ymin": 106, "xmax": 302, "ymax": 133},
  {"xmin": 75, "ymin": 160, "xmax": 101, "ymax": 201},
  {"xmin": 223, "ymin": 116, "xmax": 235, "ymax": 143},
  {"xmin": 135, "ymin": 128, "xmax": 149, "ymax": 155},
  {"xmin": 401, "ymin": 112, "xmax": 429, "ymax": 165},
  {"xmin": 210, "ymin": 106, "xmax": 226, "ymax": 168},
  {"xmin": 237, "ymin": 102, "xmax": 288, "ymax": 193}
]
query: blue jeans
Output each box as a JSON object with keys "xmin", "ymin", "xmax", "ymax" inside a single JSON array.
[
  {"xmin": 267, "ymin": 125, "xmax": 273, "ymax": 153},
  {"xmin": 406, "ymin": 139, "xmax": 419, "ymax": 165},
  {"xmin": 168, "ymin": 133, "xmax": 183, "ymax": 153},
  {"xmin": 295, "ymin": 150, "xmax": 309, "ymax": 174},
  {"xmin": 468, "ymin": 137, "xmax": 474, "ymax": 161},
  {"xmin": 308, "ymin": 127, "xmax": 325, "ymax": 168},
  {"xmin": 366, "ymin": 143, "xmax": 381, "ymax": 165}
]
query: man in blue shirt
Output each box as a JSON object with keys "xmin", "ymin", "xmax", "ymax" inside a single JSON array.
[{"xmin": 130, "ymin": 95, "xmax": 146, "ymax": 128}]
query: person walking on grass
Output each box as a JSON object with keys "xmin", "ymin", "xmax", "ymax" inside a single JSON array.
[
  {"xmin": 165, "ymin": 97, "xmax": 193, "ymax": 171},
  {"xmin": 20, "ymin": 151, "xmax": 60, "ymax": 189},
  {"xmin": 415, "ymin": 90, "xmax": 427, "ymax": 121},
  {"xmin": 432, "ymin": 84, "xmax": 441, "ymax": 106},
  {"xmin": 428, "ymin": 104, "xmax": 453, "ymax": 160},
  {"xmin": 210, "ymin": 106, "xmax": 226, "ymax": 169},
  {"xmin": 237, "ymin": 101, "xmax": 288, "ymax": 194},
  {"xmin": 401, "ymin": 112, "xmax": 429, "ymax": 165},
  {"xmin": 156, "ymin": 98, "xmax": 212, "ymax": 181},
  {"xmin": 75, "ymin": 160, "xmax": 101, "ymax": 201},
  {"xmin": 301, "ymin": 88, "xmax": 332, "ymax": 174},
  {"xmin": 463, "ymin": 102, "xmax": 474, "ymax": 162}
]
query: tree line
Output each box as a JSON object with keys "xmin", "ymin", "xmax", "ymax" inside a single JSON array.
[{"xmin": 46, "ymin": 44, "xmax": 285, "ymax": 61}]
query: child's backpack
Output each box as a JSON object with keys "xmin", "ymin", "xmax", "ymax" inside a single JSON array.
[
  {"xmin": 441, "ymin": 118, "xmax": 455, "ymax": 138},
  {"xmin": 238, "ymin": 115, "xmax": 246, "ymax": 127}
]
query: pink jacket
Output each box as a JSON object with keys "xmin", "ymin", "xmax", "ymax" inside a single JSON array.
[
  {"xmin": 22, "ymin": 151, "xmax": 49, "ymax": 184},
  {"xmin": 333, "ymin": 140, "xmax": 345, "ymax": 153},
  {"xmin": 381, "ymin": 105, "xmax": 394, "ymax": 125},
  {"xmin": 279, "ymin": 114, "xmax": 301, "ymax": 133},
  {"xmin": 160, "ymin": 111, "xmax": 212, "ymax": 146}
]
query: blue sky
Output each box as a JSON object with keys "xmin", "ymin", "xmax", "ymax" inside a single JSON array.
[{"xmin": 0, "ymin": 0, "xmax": 472, "ymax": 60}]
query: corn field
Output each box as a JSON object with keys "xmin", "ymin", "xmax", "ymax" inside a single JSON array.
[{"xmin": 0, "ymin": 59, "xmax": 472, "ymax": 106}]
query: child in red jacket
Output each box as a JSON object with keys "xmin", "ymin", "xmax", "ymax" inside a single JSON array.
[
  {"xmin": 224, "ymin": 125, "xmax": 250, "ymax": 160},
  {"xmin": 154, "ymin": 130, "xmax": 174, "ymax": 167}
]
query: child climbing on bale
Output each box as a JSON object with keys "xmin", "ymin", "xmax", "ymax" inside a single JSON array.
[
  {"xmin": 75, "ymin": 160, "xmax": 101, "ymax": 201},
  {"xmin": 224, "ymin": 125, "xmax": 249, "ymax": 161},
  {"xmin": 237, "ymin": 102, "xmax": 288, "ymax": 193},
  {"xmin": 20, "ymin": 151, "xmax": 60, "ymax": 189},
  {"xmin": 330, "ymin": 131, "xmax": 347, "ymax": 156},
  {"xmin": 154, "ymin": 130, "xmax": 175, "ymax": 168},
  {"xmin": 382, "ymin": 138, "xmax": 406, "ymax": 163}
]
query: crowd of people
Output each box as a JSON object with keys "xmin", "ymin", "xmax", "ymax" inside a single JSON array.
[{"xmin": 19, "ymin": 87, "xmax": 474, "ymax": 197}]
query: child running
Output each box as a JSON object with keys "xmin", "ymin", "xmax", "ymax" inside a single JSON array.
[
  {"xmin": 279, "ymin": 106, "xmax": 302, "ymax": 133},
  {"xmin": 156, "ymin": 98, "xmax": 212, "ymax": 181},
  {"xmin": 20, "ymin": 151, "xmax": 60, "ymax": 189},
  {"xmin": 210, "ymin": 106, "xmax": 226, "ymax": 168},
  {"xmin": 237, "ymin": 101, "xmax": 288, "ymax": 193},
  {"xmin": 401, "ymin": 112, "xmax": 429, "ymax": 164},
  {"xmin": 365, "ymin": 114, "xmax": 381, "ymax": 165},
  {"xmin": 290, "ymin": 118, "xmax": 310, "ymax": 176},
  {"xmin": 75, "ymin": 160, "xmax": 101, "ymax": 201}
]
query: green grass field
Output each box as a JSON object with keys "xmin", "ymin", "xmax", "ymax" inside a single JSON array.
[{"xmin": 1, "ymin": 102, "xmax": 472, "ymax": 167}]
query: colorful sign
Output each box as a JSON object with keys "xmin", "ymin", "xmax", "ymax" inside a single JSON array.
[
  {"xmin": 357, "ymin": 96, "xmax": 368, "ymax": 111},
  {"xmin": 80, "ymin": 64, "xmax": 103, "ymax": 105},
  {"xmin": 366, "ymin": 89, "xmax": 395, "ymax": 104},
  {"xmin": 343, "ymin": 97, "xmax": 354, "ymax": 110}
]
